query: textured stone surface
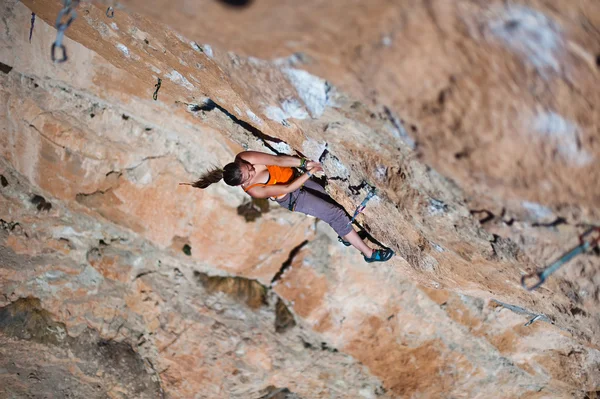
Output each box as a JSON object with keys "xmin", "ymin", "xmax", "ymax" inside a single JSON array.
[
  {"xmin": 0, "ymin": 298, "xmax": 162, "ymax": 398},
  {"xmin": 1, "ymin": 0, "xmax": 600, "ymax": 397},
  {"xmin": 0, "ymin": 158, "xmax": 383, "ymax": 399},
  {"xmin": 276, "ymin": 222, "xmax": 600, "ymax": 397},
  {"xmin": 115, "ymin": 0, "xmax": 600, "ymax": 215}
]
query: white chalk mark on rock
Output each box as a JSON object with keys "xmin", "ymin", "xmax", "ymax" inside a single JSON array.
[
  {"xmin": 488, "ymin": 5, "xmax": 564, "ymax": 74},
  {"xmin": 166, "ymin": 70, "xmax": 194, "ymax": 91},
  {"xmin": 283, "ymin": 68, "xmax": 329, "ymax": 118},
  {"xmin": 203, "ymin": 44, "xmax": 214, "ymax": 58},
  {"xmin": 264, "ymin": 98, "xmax": 309, "ymax": 125},
  {"xmin": 532, "ymin": 111, "xmax": 593, "ymax": 166},
  {"xmin": 246, "ymin": 109, "xmax": 263, "ymax": 125},
  {"xmin": 269, "ymin": 142, "xmax": 293, "ymax": 154},
  {"xmin": 116, "ymin": 43, "xmax": 130, "ymax": 58},
  {"xmin": 147, "ymin": 63, "xmax": 162, "ymax": 74},
  {"xmin": 521, "ymin": 201, "xmax": 554, "ymax": 221}
]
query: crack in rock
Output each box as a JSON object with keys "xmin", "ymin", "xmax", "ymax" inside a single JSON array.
[
  {"xmin": 186, "ymin": 98, "xmax": 286, "ymax": 155},
  {"xmin": 270, "ymin": 240, "xmax": 309, "ymax": 285}
]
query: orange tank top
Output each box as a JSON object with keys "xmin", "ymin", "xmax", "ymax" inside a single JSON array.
[{"xmin": 243, "ymin": 165, "xmax": 294, "ymax": 192}]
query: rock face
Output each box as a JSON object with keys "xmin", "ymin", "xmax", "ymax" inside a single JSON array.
[{"xmin": 1, "ymin": 0, "xmax": 599, "ymax": 398}]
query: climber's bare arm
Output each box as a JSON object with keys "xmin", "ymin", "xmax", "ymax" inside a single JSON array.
[
  {"xmin": 236, "ymin": 151, "xmax": 303, "ymax": 167},
  {"xmin": 247, "ymin": 170, "xmax": 318, "ymax": 199}
]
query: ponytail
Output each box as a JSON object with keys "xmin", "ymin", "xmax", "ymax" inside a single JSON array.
[
  {"xmin": 180, "ymin": 161, "xmax": 244, "ymax": 189},
  {"xmin": 179, "ymin": 167, "xmax": 223, "ymax": 189}
]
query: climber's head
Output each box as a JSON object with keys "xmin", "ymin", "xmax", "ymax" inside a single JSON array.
[
  {"xmin": 222, "ymin": 160, "xmax": 244, "ymax": 186},
  {"xmin": 185, "ymin": 158, "xmax": 252, "ymax": 189},
  {"xmin": 235, "ymin": 159, "xmax": 255, "ymax": 185}
]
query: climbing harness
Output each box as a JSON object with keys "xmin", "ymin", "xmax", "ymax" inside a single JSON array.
[
  {"xmin": 286, "ymin": 186, "xmax": 304, "ymax": 211},
  {"xmin": 521, "ymin": 227, "xmax": 600, "ymax": 291},
  {"xmin": 29, "ymin": 13, "xmax": 35, "ymax": 43},
  {"xmin": 51, "ymin": 0, "xmax": 80, "ymax": 63},
  {"xmin": 347, "ymin": 187, "xmax": 376, "ymax": 225},
  {"xmin": 153, "ymin": 78, "xmax": 162, "ymax": 100},
  {"xmin": 288, "ymin": 194, "xmax": 298, "ymax": 211},
  {"xmin": 106, "ymin": 6, "xmax": 115, "ymax": 18}
]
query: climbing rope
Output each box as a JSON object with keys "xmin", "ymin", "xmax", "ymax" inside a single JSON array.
[
  {"xmin": 153, "ymin": 78, "xmax": 162, "ymax": 100},
  {"xmin": 347, "ymin": 187, "xmax": 377, "ymax": 225},
  {"xmin": 51, "ymin": 0, "xmax": 80, "ymax": 63},
  {"xmin": 521, "ymin": 227, "xmax": 600, "ymax": 291},
  {"xmin": 29, "ymin": 13, "xmax": 35, "ymax": 43}
]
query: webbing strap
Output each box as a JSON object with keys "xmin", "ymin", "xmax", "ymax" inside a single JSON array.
[
  {"xmin": 243, "ymin": 183, "xmax": 268, "ymax": 192},
  {"xmin": 287, "ymin": 188, "xmax": 303, "ymax": 211}
]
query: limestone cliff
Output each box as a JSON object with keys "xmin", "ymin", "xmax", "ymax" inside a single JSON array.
[{"xmin": 1, "ymin": 0, "xmax": 599, "ymax": 397}]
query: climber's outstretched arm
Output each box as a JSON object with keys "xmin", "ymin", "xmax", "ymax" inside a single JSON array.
[{"xmin": 236, "ymin": 151, "xmax": 303, "ymax": 167}]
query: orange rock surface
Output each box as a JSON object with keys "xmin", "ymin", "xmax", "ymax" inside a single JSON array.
[{"xmin": 1, "ymin": 0, "xmax": 599, "ymax": 397}]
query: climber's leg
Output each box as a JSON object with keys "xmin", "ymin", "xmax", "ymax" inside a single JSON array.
[
  {"xmin": 341, "ymin": 229, "xmax": 373, "ymax": 257},
  {"xmin": 302, "ymin": 178, "xmax": 327, "ymax": 194},
  {"xmin": 300, "ymin": 179, "xmax": 373, "ymax": 255},
  {"xmin": 281, "ymin": 187, "xmax": 375, "ymax": 256}
]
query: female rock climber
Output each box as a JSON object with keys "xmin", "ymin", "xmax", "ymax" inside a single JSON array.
[{"xmin": 186, "ymin": 151, "xmax": 394, "ymax": 263}]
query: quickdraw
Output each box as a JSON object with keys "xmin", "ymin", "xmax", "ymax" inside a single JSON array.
[
  {"xmin": 521, "ymin": 227, "xmax": 600, "ymax": 291},
  {"xmin": 29, "ymin": 13, "xmax": 35, "ymax": 43},
  {"xmin": 524, "ymin": 314, "xmax": 544, "ymax": 327},
  {"xmin": 347, "ymin": 187, "xmax": 376, "ymax": 225},
  {"xmin": 153, "ymin": 78, "xmax": 162, "ymax": 100},
  {"xmin": 51, "ymin": 0, "xmax": 80, "ymax": 63}
]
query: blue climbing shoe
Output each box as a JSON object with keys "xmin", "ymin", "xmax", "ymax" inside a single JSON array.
[
  {"xmin": 364, "ymin": 248, "xmax": 394, "ymax": 263},
  {"xmin": 338, "ymin": 231, "xmax": 368, "ymax": 246}
]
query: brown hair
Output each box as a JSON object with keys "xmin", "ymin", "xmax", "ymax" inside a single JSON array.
[{"xmin": 181, "ymin": 160, "xmax": 245, "ymax": 189}]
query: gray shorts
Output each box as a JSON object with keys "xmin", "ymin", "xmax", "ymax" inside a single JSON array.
[{"xmin": 276, "ymin": 179, "xmax": 353, "ymax": 237}]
